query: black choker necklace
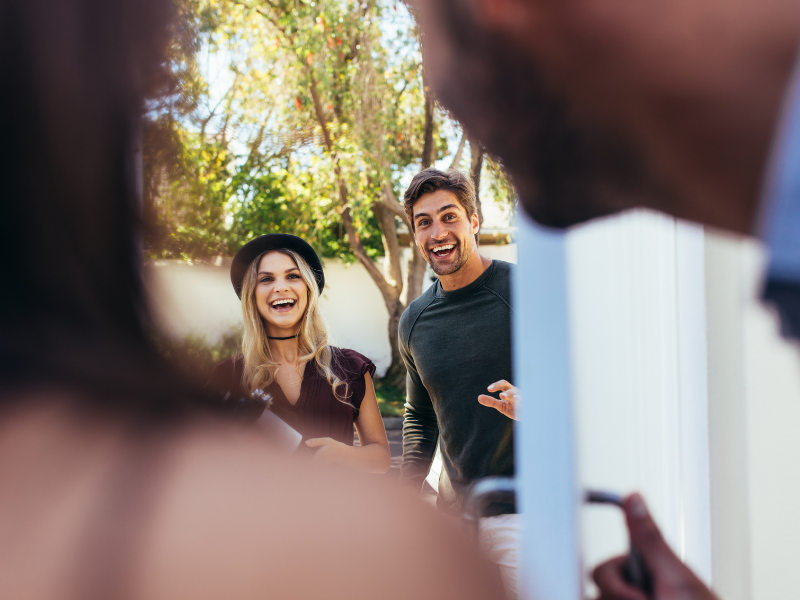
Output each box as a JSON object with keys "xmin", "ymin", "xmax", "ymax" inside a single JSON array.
[{"xmin": 267, "ymin": 333, "xmax": 299, "ymax": 340}]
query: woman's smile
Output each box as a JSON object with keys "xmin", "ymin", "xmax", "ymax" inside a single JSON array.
[{"xmin": 270, "ymin": 297, "xmax": 298, "ymax": 313}]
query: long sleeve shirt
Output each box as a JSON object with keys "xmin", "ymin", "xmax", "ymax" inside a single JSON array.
[{"xmin": 399, "ymin": 259, "xmax": 515, "ymax": 514}]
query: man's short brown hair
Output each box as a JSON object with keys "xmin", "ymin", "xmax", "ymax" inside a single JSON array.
[{"xmin": 403, "ymin": 168, "xmax": 479, "ymax": 242}]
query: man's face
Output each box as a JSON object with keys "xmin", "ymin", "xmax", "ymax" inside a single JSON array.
[
  {"xmin": 411, "ymin": 0, "xmax": 797, "ymax": 231},
  {"xmin": 412, "ymin": 190, "xmax": 480, "ymax": 276}
]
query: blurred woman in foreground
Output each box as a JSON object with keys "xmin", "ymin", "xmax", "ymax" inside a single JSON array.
[
  {"xmin": 210, "ymin": 234, "xmax": 391, "ymax": 473},
  {"xmin": 0, "ymin": 1, "xmax": 503, "ymax": 598}
]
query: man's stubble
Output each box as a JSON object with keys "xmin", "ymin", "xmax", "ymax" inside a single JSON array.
[{"xmin": 425, "ymin": 238, "xmax": 471, "ymax": 276}]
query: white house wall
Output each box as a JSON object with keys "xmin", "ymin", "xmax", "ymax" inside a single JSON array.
[{"xmin": 144, "ymin": 244, "xmax": 517, "ymax": 378}]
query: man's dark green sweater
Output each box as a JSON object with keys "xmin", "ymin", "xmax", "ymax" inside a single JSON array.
[{"xmin": 399, "ymin": 259, "xmax": 514, "ymax": 513}]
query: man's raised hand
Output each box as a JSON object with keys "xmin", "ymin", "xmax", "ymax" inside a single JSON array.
[{"xmin": 478, "ymin": 380, "xmax": 519, "ymax": 421}]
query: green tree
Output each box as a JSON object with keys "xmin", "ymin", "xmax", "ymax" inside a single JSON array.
[
  {"xmin": 207, "ymin": 0, "xmax": 449, "ymax": 383},
  {"xmin": 143, "ymin": 0, "xmax": 515, "ymax": 384}
]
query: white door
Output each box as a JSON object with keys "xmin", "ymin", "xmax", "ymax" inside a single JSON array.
[{"xmin": 513, "ymin": 210, "xmax": 712, "ymax": 599}]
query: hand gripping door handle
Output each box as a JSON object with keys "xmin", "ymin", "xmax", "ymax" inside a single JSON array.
[
  {"xmin": 463, "ymin": 480, "xmax": 653, "ymax": 598},
  {"xmin": 585, "ymin": 489, "xmax": 654, "ymax": 598}
]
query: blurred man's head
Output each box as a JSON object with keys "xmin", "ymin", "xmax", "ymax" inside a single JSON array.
[
  {"xmin": 410, "ymin": 0, "xmax": 800, "ymax": 233},
  {"xmin": 404, "ymin": 169, "xmax": 480, "ymax": 276}
]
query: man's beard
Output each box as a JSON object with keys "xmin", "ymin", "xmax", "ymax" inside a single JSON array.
[
  {"xmin": 426, "ymin": 239, "xmax": 469, "ymax": 276},
  {"xmin": 422, "ymin": 0, "xmax": 677, "ymax": 229}
]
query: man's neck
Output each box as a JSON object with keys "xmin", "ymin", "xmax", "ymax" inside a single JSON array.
[{"xmin": 439, "ymin": 252, "xmax": 493, "ymax": 291}]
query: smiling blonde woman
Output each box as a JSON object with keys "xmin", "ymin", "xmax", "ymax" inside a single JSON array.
[{"xmin": 209, "ymin": 234, "xmax": 391, "ymax": 474}]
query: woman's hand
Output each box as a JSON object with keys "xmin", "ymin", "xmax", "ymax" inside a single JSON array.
[
  {"xmin": 305, "ymin": 373, "xmax": 391, "ymax": 474},
  {"xmin": 478, "ymin": 380, "xmax": 520, "ymax": 420},
  {"xmin": 305, "ymin": 437, "xmax": 352, "ymax": 466}
]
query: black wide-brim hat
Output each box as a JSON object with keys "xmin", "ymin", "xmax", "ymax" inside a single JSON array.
[{"xmin": 230, "ymin": 233, "xmax": 325, "ymax": 299}]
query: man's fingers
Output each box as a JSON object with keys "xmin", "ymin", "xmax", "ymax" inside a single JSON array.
[
  {"xmin": 487, "ymin": 379, "xmax": 513, "ymax": 392},
  {"xmin": 305, "ymin": 437, "xmax": 331, "ymax": 448},
  {"xmin": 623, "ymin": 493, "xmax": 682, "ymax": 574},
  {"xmin": 478, "ymin": 394, "xmax": 506, "ymax": 409},
  {"xmin": 592, "ymin": 555, "xmax": 648, "ymax": 600},
  {"xmin": 619, "ymin": 494, "xmax": 718, "ymax": 599}
]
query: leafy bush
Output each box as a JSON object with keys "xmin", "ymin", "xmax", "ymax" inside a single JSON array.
[
  {"xmin": 374, "ymin": 378, "xmax": 406, "ymax": 417},
  {"xmin": 152, "ymin": 327, "xmax": 242, "ymax": 381}
]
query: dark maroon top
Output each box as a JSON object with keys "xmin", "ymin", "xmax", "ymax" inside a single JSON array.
[{"xmin": 208, "ymin": 348, "xmax": 376, "ymax": 446}]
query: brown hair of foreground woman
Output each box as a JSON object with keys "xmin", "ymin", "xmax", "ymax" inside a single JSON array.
[{"xmin": 0, "ymin": 1, "xmax": 504, "ymax": 599}]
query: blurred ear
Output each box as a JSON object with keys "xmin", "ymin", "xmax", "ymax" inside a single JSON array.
[{"xmin": 471, "ymin": 213, "xmax": 480, "ymax": 234}]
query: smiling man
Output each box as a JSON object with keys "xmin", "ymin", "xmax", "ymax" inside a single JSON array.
[
  {"xmin": 406, "ymin": 1, "xmax": 800, "ymax": 598},
  {"xmin": 399, "ymin": 168, "xmax": 518, "ymax": 593}
]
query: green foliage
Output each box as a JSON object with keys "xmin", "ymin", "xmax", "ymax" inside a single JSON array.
[
  {"xmin": 226, "ymin": 155, "xmax": 385, "ymax": 261},
  {"xmin": 145, "ymin": 124, "xmax": 237, "ymax": 259},
  {"xmin": 143, "ymin": 0, "xmax": 453, "ymax": 263},
  {"xmin": 152, "ymin": 328, "xmax": 243, "ymax": 380},
  {"xmin": 485, "ymin": 155, "xmax": 518, "ymax": 211},
  {"xmin": 142, "ymin": 0, "xmax": 517, "ymax": 380},
  {"xmin": 374, "ymin": 378, "xmax": 406, "ymax": 417}
]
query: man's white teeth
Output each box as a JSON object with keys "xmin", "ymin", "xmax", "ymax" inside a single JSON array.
[{"xmin": 432, "ymin": 244, "xmax": 455, "ymax": 253}]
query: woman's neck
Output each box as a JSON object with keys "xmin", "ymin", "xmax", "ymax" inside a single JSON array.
[{"xmin": 270, "ymin": 337, "xmax": 300, "ymax": 365}]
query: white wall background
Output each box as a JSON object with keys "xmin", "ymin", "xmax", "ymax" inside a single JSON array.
[{"xmin": 144, "ymin": 243, "xmax": 516, "ymax": 378}]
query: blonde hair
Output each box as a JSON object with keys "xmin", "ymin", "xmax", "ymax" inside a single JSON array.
[{"xmin": 240, "ymin": 249, "xmax": 350, "ymax": 404}]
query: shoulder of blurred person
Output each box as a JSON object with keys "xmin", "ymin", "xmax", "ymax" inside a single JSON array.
[
  {"xmin": 0, "ymin": 393, "xmax": 504, "ymax": 600},
  {"xmin": 411, "ymin": 0, "xmax": 800, "ymax": 235}
]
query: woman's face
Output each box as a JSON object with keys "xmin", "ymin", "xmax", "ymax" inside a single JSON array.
[{"xmin": 254, "ymin": 251, "xmax": 309, "ymax": 335}]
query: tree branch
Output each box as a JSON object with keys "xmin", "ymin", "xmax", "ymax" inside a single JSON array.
[
  {"xmin": 380, "ymin": 183, "xmax": 409, "ymax": 225},
  {"xmin": 449, "ymin": 131, "xmax": 467, "ymax": 170},
  {"xmin": 373, "ymin": 202, "xmax": 404, "ymax": 293},
  {"xmin": 420, "ymin": 84, "xmax": 435, "ymax": 169},
  {"xmin": 339, "ymin": 195, "xmax": 398, "ymax": 306},
  {"xmin": 246, "ymin": 119, "xmax": 269, "ymax": 166},
  {"xmin": 468, "ymin": 133, "xmax": 484, "ymax": 225},
  {"xmin": 303, "ymin": 64, "xmax": 400, "ymax": 305},
  {"xmin": 306, "ymin": 69, "xmax": 334, "ymax": 152}
]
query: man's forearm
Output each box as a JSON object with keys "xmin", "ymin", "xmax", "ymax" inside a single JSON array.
[{"xmin": 399, "ymin": 403, "xmax": 439, "ymax": 489}]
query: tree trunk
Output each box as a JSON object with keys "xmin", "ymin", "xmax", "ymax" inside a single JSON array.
[
  {"xmin": 468, "ymin": 133, "xmax": 484, "ymax": 227},
  {"xmin": 383, "ymin": 300, "xmax": 407, "ymax": 387},
  {"xmin": 403, "ymin": 79, "xmax": 435, "ymax": 310},
  {"xmin": 306, "ymin": 57, "xmax": 434, "ymax": 388},
  {"xmin": 405, "ymin": 244, "xmax": 427, "ymax": 306},
  {"xmin": 449, "ymin": 132, "xmax": 467, "ymax": 171},
  {"xmin": 420, "ymin": 82, "xmax": 435, "ymax": 170}
]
